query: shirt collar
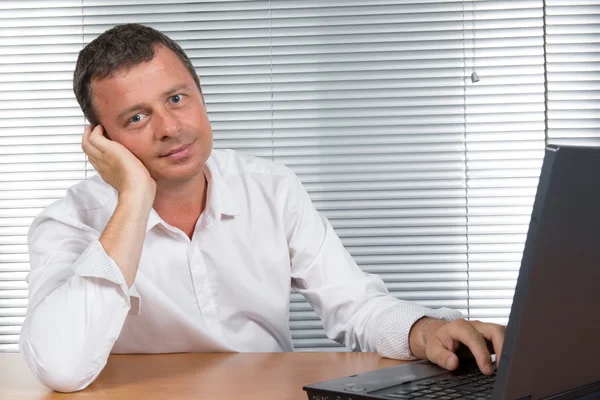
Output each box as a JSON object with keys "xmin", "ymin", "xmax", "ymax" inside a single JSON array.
[
  {"xmin": 205, "ymin": 155, "xmax": 240, "ymax": 218},
  {"xmin": 146, "ymin": 209, "xmax": 161, "ymax": 232},
  {"xmin": 145, "ymin": 152, "xmax": 240, "ymax": 232}
]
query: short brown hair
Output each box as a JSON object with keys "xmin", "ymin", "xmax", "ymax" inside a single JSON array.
[{"xmin": 73, "ymin": 23, "xmax": 201, "ymax": 125}]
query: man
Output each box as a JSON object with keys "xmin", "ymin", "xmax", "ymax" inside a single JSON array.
[{"xmin": 20, "ymin": 24, "xmax": 505, "ymax": 393}]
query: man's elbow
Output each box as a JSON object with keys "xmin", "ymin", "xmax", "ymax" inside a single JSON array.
[
  {"xmin": 37, "ymin": 368, "xmax": 93, "ymax": 393},
  {"xmin": 20, "ymin": 335, "xmax": 98, "ymax": 393}
]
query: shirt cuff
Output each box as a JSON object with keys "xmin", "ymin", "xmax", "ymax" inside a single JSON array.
[
  {"xmin": 72, "ymin": 239, "xmax": 127, "ymax": 287},
  {"xmin": 375, "ymin": 304, "xmax": 463, "ymax": 360}
]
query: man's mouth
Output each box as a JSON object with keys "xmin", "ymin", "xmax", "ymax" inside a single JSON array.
[{"xmin": 160, "ymin": 141, "xmax": 194, "ymax": 158}]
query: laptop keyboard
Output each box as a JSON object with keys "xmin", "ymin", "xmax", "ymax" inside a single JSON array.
[{"xmin": 385, "ymin": 371, "xmax": 496, "ymax": 400}]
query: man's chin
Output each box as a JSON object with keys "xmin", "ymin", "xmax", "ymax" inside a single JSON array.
[{"xmin": 151, "ymin": 165, "xmax": 205, "ymax": 187}]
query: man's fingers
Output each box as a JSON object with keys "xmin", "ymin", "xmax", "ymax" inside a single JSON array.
[
  {"xmin": 87, "ymin": 124, "xmax": 109, "ymax": 151},
  {"xmin": 426, "ymin": 336, "xmax": 459, "ymax": 371},
  {"xmin": 82, "ymin": 125, "xmax": 102, "ymax": 159},
  {"xmin": 471, "ymin": 321, "xmax": 506, "ymax": 368},
  {"xmin": 446, "ymin": 320, "xmax": 494, "ymax": 375}
]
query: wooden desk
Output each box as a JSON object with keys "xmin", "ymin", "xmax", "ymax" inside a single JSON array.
[{"xmin": 0, "ymin": 352, "xmax": 406, "ymax": 399}]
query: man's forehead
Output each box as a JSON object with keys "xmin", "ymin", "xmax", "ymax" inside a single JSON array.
[{"xmin": 92, "ymin": 45, "xmax": 188, "ymax": 84}]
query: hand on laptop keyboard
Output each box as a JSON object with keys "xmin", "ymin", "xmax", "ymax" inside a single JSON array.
[{"xmin": 409, "ymin": 318, "xmax": 505, "ymax": 376}]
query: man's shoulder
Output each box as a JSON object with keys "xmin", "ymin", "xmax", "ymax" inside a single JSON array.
[
  {"xmin": 35, "ymin": 174, "xmax": 116, "ymax": 230},
  {"xmin": 209, "ymin": 149, "xmax": 295, "ymax": 182}
]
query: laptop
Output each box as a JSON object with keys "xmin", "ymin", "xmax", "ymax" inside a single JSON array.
[{"xmin": 303, "ymin": 145, "xmax": 600, "ymax": 400}]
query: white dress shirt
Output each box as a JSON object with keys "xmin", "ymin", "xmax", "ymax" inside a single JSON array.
[{"xmin": 20, "ymin": 149, "xmax": 462, "ymax": 392}]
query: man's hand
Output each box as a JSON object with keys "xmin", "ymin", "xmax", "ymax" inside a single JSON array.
[
  {"xmin": 81, "ymin": 124, "xmax": 157, "ymax": 287},
  {"xmin": 409, "ymin": 318, "xmax": 506, "ymax": 375},
  {"xmin": 82, "ymin": 124, "xmax": 156, "ymax": 200}
]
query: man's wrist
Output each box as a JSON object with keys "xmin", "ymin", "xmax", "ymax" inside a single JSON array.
[
  {"xmin": 118, "ymin": 189, "xmax": 155, "ymax": 212},
  {"xmin": 408, "ymin": 317, "xmax": 448, "ymax": 359}
]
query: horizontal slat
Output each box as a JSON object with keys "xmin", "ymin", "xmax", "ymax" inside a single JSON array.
[
  {"xmin": 0, "ymin": 307, "xmax": 26, "ymax": 317},
  {"xmin": 291, "ymin": 338, "xmax": 345, "ymax": 348},
  {"xmin": 0, "ymin": 316, "xmax": 25, "ymax": 325},
  {"xmin": 468, "ymin": 308, "xmax": 511, "ymax": 319},
  {"xmin": 0, "ymin": 290, "xmax": 28, "ymax": 299},
  {"xmin": 0, "ymin": 325, "xmax": 20, "ymax": 335},
  {"xmin": 469, "ymin": 262, "xmax": 521, "ymax": 272},
  {"xmin": 304, "ymin": 180, "xmax": 464, "ymax": 192},
  {"xmin": 325, "ymin": 209, "xmax": 465, "ymax": 220},
  {"xmin": 347, "ymin": 245, "xmax": 466, "ymax": 256},
  {"xmin": 467, "ymin": 234, "xmax": 528, "ymax": 245},
  {"xmin": 0, "ymin": 209, "xmax": 43, "ymax": 218},
  {"xmin": 291, "ymin": 329, "xmax": 326, "ymax": 339},
  {"xmin": 295, "ymin": 346, "xmax": 348, "ymax": 352},
  {"xmin": 0, "ymin": 263, "xmax": 30, "ymax": 273},
  {"xmin": 315, "ymin": 198, "xmax": 465, "ymax": 210},
  {"xmin": 331, "ymin": 217, "xmax": 466, "ymax": 229},
  {"xmin": 0, "ymin": 270, "xmax": 28, "ymax": 281},
  {"xmin": 0, "ymin": 281, "xmax": 28, "ymax": 290},
  {"xmin": 0, "ymin": 335, "xmax": 19, "ymax": 344},
  {"xmin": 360, "ymin": 264, "xmax": 467, "ymax": 274},
  {"xmin": 0, "ymin": 180, "xmax": 81, "ymax": 191},
  {"xmin": 77, "ymin": 0, "xmax": 540, "ymax": 14},
  {"xmin": 342, "ymin": 236, "xmax": 466, "ymax": 247},
  {"xmin": 465, "ymin": 206, "xmax": 533, "ymax": 216},
  {"xmin": 0, "ymin": 344, "xmax": 18, "ymax": 352},
  {"xmin": 80, "ymin": 6, "xmax": 541, "ymax": 25},
  {"xmin": 0, "ymin": 190, "xmax": 68, "ymax": 200},
  {"xmin": 0, "ymin": 299, "xmax": 27, "ymax": 308},
  {"xmin": 469, "ymin": 299, "xmax": 513, "ymax": 308},
  {"xmin": 335, "ymin": 226, "xmax": 468, "ymax": 238},
  {"xmin": 468, "ymin": 253, "xmax": 524, "ymax": 264},
  {"xmin": 0, "ymin": 227, "xmax": 32, "ymax": 236},
  {"xmin": 355, "ymin": 259, "xmax": 467, "ymax": 269}
]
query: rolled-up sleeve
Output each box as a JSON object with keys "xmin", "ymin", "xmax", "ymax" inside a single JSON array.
[
  {"xmin": 282, "ymin": 168, "xmax": 462, "ymax": 359},
  {"xmin": 19, "ymin": 213, "xmax": 133, "ymax": 393}
]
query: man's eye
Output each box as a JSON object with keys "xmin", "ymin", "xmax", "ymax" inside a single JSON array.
[
  {"xmin": 129, "ymin": 114, "xmax": 143, "ymax": 124},
  {"xmin": 170, "ymin": 94, "xmax": 182, "ymax": 104}
]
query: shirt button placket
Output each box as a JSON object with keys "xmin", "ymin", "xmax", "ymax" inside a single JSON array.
[{"xmin": 190, "ymin": 226, "xmax": 221, "ymax": 333}]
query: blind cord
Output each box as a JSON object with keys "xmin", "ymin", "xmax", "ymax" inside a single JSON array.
[
  {"xmin": 269, "ymin": 0, "xmax": 274, "ymax": 162},
  {"xmin": 462, "ymin": 0, "xmax": 471, "ymax": 321}
]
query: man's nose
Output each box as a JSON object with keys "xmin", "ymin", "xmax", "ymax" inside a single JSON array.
[{"xmin": 155, "ymin": 108, "xmax": 181, "ymax": 139}]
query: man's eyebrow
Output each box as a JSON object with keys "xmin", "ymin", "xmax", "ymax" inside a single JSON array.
[
  {"xmin": 162, "ymin": 83, "xmax": 190, "ymax": 97},
  {"xmin": 117, "ymin": 103, "xmax": 145, "ymax": 122}
]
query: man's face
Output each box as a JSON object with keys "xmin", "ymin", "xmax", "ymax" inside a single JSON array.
[{"xmin": 91, "ymin": 45, "xmax": 213, "ymax": 186}]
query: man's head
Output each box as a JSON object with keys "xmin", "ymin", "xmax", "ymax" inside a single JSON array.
[
  {"xmin": 73, "ymin": 24, "xmax": 213, "ymax": 185},
  {"xmin": 74, "ymin": 24, "xmax": 201, "ymax": 125}
]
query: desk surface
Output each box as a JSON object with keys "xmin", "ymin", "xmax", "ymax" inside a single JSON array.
[{"xmin": 0, "ymin": 352, "xmax": 405, "ymax": 399}]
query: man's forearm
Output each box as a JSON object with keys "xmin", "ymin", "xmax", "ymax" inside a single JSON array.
[{"xmin": 100, "ymin": 191, "xmax": 154, "ymax": 287}]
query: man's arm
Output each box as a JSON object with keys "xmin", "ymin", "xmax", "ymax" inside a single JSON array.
[
  {"xmin": 281, "ymin": 166, "xmax": 506, "ymax": 374},
  {"xmin": 100, "ymin": 190, "xmax": 154, "ymax": 288},
  {"xmin": 281, "ymin": 167, "xmax": 454, "ymax": 355},
  {"xmin": 19, "ymin": 125, "xmax": 156, "ymax": 392},
  {"xmin": 86, "ymin": 124, "xmax": 157, "ymax": 287}
]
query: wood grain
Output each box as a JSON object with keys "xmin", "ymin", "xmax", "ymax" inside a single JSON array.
[{"xmin": 0, "ymin": 352, "xmax": 406, "ymax": 399}]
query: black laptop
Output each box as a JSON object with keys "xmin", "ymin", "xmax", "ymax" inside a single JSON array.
[{"xmin": 304, "ymin": 145, "xmax": 600, "ymax": 400}]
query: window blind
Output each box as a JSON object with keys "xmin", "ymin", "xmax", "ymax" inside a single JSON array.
[
  {"xmin": 270, "ymin": 0, "xmax": 545, "ymax": 349},
  {"xmin": 545, "ymin": 0, "xmax": 600, "ymax": 146},
  {"xmin": 0, "ymin": 0, "xmax": 85, "ymax": 353},
  {"xmin": 0, "ymin": 0, "xmax": 572, "ymax": 353},
  {"xmin": 464, "ymin": 1, "xmax": 546, "ymax": 325}
]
